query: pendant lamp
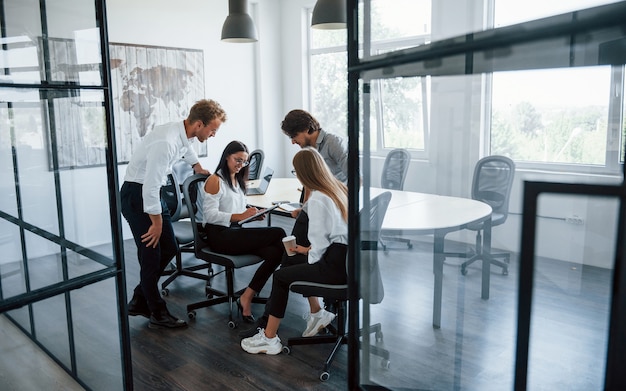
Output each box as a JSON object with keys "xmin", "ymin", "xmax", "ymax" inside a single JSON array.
[
  {"xmin": 221, "ymin": 0, "xmax": 258, "ymax": 42},
  {"xmin": 311, "ymin": 0, "xmax": 346, "ymax": 30}
]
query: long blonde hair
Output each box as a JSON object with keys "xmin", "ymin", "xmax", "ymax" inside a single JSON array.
[{"xmin": 293, "ymin": 147, "xmax": 348, "ymax": 221}]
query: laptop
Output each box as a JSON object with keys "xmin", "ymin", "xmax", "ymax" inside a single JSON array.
[{"xmin": 246, "ymin": 167, "xmax": 274, "ymax": 195}]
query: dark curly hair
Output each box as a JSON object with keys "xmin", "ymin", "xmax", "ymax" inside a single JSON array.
[{"xmin": 281, "ymin": 109, "xmax": 321, "ymax": 138}]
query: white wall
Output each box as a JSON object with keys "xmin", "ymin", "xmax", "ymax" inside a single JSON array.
[{"xmin": 104, "ymin": 0, "xmax": 286, "ymax": 240}]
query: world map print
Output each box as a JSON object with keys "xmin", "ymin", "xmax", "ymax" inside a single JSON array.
[{"xmin": 110, "ymin": 43, "xmax": 205, "ymax": 163}]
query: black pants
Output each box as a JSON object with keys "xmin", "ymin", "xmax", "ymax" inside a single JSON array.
[
  {"xmin": 266, "ymin": 242, "xmax": 348, "ymax": 319},
  {"xmin": 120, "ymin": 181, "xmax": 178, "ymax": 313},
  {"xmin": 248, "ymin": 211, "xmax": 310, "ymax": 322},
  {"xmin": 203, "ymin": 224, "xmax": 286, "ymax": 293}
]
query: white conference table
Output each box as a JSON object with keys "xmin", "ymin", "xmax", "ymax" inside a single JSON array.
[{"xmin": 247, "ymin": 178, "xmax": 493, "ymax": 329}]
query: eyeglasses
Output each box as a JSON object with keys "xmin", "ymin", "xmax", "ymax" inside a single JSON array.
[
  {"xmin": 233, "ymin": 158, "xmax": 250, "ymax": 167},
  {"xmin": 291, "ymin": 169, "xmax": 297, "ymax": 176}
]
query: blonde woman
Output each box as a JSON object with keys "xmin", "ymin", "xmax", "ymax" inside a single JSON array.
[{"xmin": 241, "ymin": 147, "xmax": 348, "ymax": 355}]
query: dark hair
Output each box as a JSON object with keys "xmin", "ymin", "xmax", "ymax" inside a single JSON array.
[
  {"xmin": 214, "ymin": 140, "xmax": 249, "ymax": 192},
  {"xmin": 281, "ymin": 109, "xmax": 321, "ymax": 138}
]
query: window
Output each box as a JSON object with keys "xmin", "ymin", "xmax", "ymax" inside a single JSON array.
[
  {"xmin": 491, "ymin": 0, "xmax": 625, "ymax": 173},
  {"xmin": 308, "ymin": 0, "xmax": 432, "ymax": 157},
  {"xmin": 490, "ymin": 66, "xmax": 622, "ymax": 171}
]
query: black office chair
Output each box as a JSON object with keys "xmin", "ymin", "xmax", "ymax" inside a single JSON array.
[
  {"xmin": 182, "ymin": 174, "xmax": 268, "ymax": 328},
  {"xmin": 379, "ymin": 148, "xmax": 412, "ymax": 250},
  {"xmin": 282, "ymin": 191, "xmax": 392, "ymax": 382},
  {"xmin": 247, "ymin": 149, "xmax": 264, "ymax": 180},
  {"xmin": 445, "ymin": 155, "xmax": 515, "ymax": 275}
]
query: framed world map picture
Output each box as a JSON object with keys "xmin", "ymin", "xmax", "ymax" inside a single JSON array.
[{"xmin": 110, "ymin": 42, "xmax": 206, "ymax": 163}]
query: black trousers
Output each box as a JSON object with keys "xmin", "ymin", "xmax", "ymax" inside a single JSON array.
[
  {"xmin": 203, "ymin": 224, "xmax": 286, "ymax": 293},
  {"xmin": 120, "ymin": 181, "xmax": 178, "ymax": 313},
  {"xmin": 266, "ymin": 242, "xmax": 348, "ymax": 319},
  {"xmin": 250, "ymin": 211, "xmax": 310, "ymax": 321}
]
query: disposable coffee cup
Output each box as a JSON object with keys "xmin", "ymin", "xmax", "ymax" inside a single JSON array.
[{"xmin": 282, "ymin": 235, "xmax": 297, "ymax": 256}]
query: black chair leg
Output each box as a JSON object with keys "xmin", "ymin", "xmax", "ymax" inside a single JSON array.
[
  {"xmin": 461, "ymin": 253, "xmax": 509, "ymax": 275},
  {"xmin": 285, "ymin": 300, "xmax": 390, "ymax": 381}
]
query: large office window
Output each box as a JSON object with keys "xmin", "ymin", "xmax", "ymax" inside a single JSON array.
[
  {"xmin": 310, "ymin": 0, "xmax": 625, "ymax": 170},
  {"xmin": 490, "ymin": 66, "xmax": 622, "ymax": 172},
  {"xmin": 308, "ymin": 0, "xmax": 432, "ymax": 157},
  {"xmin": 490, "ymin": 0, "xmax": 625, "ymax": 173}
]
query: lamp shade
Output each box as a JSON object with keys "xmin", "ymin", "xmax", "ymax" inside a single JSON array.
[
  {"xmin": 221, "ymin": 0, "xmax": 258, "ymax": 42},
  {"xmin": 311, "ymin": 0, "xmax": 346, "ymax": 30}
]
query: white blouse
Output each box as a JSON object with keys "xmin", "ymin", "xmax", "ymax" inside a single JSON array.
[
  {"xmin": 201, "ymin": 173, "xmax": 247, "ymax": 227},
  {"xmin": 306, "ymin": 190, "xmax": 348, "ymax": 264}
]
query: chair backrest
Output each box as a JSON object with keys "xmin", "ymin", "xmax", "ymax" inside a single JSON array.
[
  {"xmin": 172, "ymin": 159, "xmax": 195, "ymax": 219},
  {"xmin": 471, "ymin": 155, "xmax": 515, "ymax": 227},
  {"xmin": 182, "ymin": 174, "xmax": 210, "ymax": 250},
  {"xmin": 172, "ymin": 159, "xmax": 194, "ymax": 185},
  {"xmin": 247, "ymin": 149, "xmax": 264, "ymax": 180},
  {"xmin": 161, "ymin": 173, "xmax": 184, "ymax": 221},
  {"xmin": 381, "ymin": 148, "xmax": 411, "ymax": 190},
  {"xmin": 360, "ymin": 191, "xmax": 392, "ymax": 304},
  {"xmin": 289, "ymin": 191, "xmax": 392, "ymax": 304}
]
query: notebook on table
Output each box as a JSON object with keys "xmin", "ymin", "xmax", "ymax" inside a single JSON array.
[
  {"xmin": 237, "ymin": 203, "xmax": 280, "ymax": 225},
  {"xmin": 246, "ymin": 167, "xmax": 274, "ymax": 195},
  {"xmin": 278, "ymin": 202, "xmax": 302, "ymax": 212}
]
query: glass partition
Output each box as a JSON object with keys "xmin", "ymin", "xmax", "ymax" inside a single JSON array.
[
  {"xmin": 349, "ymin": 1, "xmax": 626, "ymax": 389},
  {"xmin": 527, "ymin": 193, "xmax": 615, "ymax": 390},
  {"xmin": 0, "ymin": 0, "xmax": 129, "ymax": 389}
]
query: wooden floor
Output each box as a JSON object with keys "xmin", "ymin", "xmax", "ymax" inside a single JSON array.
[
  {"xmin": 126, "ymin": 216, "xmax": 351, "ymax": 391},
  {"xmin": 0, "ymin": 214, "xmax": 613, "ymax": 390}
]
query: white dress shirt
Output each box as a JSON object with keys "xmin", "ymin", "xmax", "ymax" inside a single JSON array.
[
  {"xmin": 201, "ymin": 173, "xmax": 247, "ymax": 228},
  {"xmin": 306, "ymin": 190, "xmax": 348, "ymax": 264},
  {"xmin": 123, "ymin": 121, "xmax": 199, "ymax": 215}
]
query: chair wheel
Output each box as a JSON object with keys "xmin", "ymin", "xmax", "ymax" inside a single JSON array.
[
  {"xmin": 228, "ymin": 320, "xmax": 237, "ymax": 329},
  {"xmin": 188, "ymin": 311, "xmax": 196, "ymax": 319},
  {"xmin": 502, "ymin": 268, "xmax": 509, "ymax": 276},
  {"xmin": 381, "ymin": 359, "xmax": 391, "ymax": 369},
  {"xmin": 407, "ymin": 243, "xmax": 413, "ymax": 249},
  {"xmin": 461, "ymin": 266, "xmax": 468, "ymax": 276},
  {"xmin": 282, "ymin": 346, "xmax": 291, "ymax": 355},
  {"xmin": 161, "ymin": 288, "xmax": 169, "ymax": 296},
  {"xmin": 319, "ymin": 371, "xmax": 330, "ymax": 382}
]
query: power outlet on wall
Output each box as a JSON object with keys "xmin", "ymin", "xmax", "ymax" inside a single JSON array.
[{"xmin": 565, "ymin": 215, "xmax": 585, "ymax": 225}]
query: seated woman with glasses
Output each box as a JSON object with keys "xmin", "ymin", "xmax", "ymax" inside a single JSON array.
[{"xmin": 201, "ymin": 140, "xmax": 287, "ymax": 323}]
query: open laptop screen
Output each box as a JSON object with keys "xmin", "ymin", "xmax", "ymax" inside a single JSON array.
[{"xmin": 246, "ymin": 167, "xmax": 274, "ymax": 195}]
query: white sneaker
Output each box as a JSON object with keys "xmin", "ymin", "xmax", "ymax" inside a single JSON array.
[
  {"xmin": 302, "ymin": 309, "xmax": 336, "ymax": 337},
  {"xmin": 241, "ymin": 328, "xmax": 282, "ymax": 355}
]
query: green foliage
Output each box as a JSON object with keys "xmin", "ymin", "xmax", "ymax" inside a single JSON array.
[
  {"xmin": 492, "ymin": 101, "xmax": 608, "ymax": 164},
  {"xmin": 512, "ymin": 101, "xmax": 542, "ymax": 136}
]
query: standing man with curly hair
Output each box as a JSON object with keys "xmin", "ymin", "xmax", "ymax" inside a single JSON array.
[{"xmin": 281, "ymin": 109, "xmax": 348, "ymax": 184}]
